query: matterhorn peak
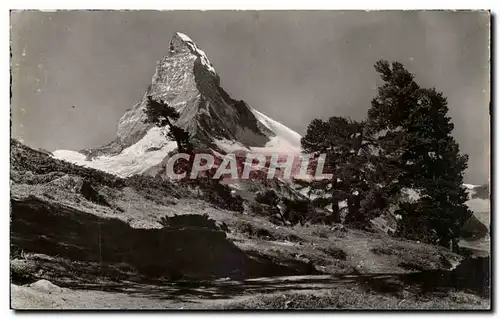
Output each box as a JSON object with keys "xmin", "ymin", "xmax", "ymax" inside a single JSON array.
[
  {"xmin": 174, "ymin": 31, "xmax": 193, "ymax": 41},
  {"xmin": 172, "ymin": 32, "xmax": 196, "ymax": 45},
  {"xmin": 169, "ymin": 32, "xmax": 216, "ymax": 74},
  {"xmin": 53, "ymin": 31, "xmax": 302, "ymax": 177}
]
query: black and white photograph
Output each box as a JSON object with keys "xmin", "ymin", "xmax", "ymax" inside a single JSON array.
[{"xmin": 9, "ymin": 10, "xmax": 491, "ymax": 310}]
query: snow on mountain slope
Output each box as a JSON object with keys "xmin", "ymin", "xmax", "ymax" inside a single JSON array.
[
  {"xmin": 251, "ymin": 109, "xmax": 302, "ymax": 153},
  {"xmin": 466, "ymin": 198, "xmax": 490, "ymax": 216},
  {"xmin": 54, "ymin": 127, "xmax": 177, "ymax": 177},
  {"xmin": 54, "ymin": 107, "xmax": 302, "ymax": 178},
  {"xmin": 464, "ymin": 183, "xmax": 490, "ymax": 210},
  {"xmin": 213, "ymin": 109, "xmax": 302, "ymax": 154}
]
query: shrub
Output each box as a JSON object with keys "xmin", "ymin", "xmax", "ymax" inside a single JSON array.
[
  {"xmin": 234, "ymin": 221, "xmax": 275, "ymax": 240},
  {"xmin": 269, "ymin": 215, "xmax": 284, "ymax": 226},
  {"xmin": 249, "ymin": 202, "xmax": 265, "ymax": 215},
  {"xmin": 158, "ymin": 213, "xmax": 218, "ymax": 229},
  {"xmin": 249, "ymin": 202, "xmax": 279, "ymax": 216},
  {"xmin": 320, "ymin": 246, "xmax": 347, "ymax": 261},
  {"xmin": 286, "ymin": 234, "xmax": 303, "ymax": 243},
  {"xmin": 255, "ymin": 190, "xmax": 279, "ymax": 206},
  {"xmin": 10, "ymin": 258, "xmax": 37, "ymax": 284},
  {"xmin": 282, "ymin": 198, "xmax": 316, "ymax": 226},
  {"xmin": 200, "ymin": 181, "xmax": 244, "ymax": 212},
  {"xmin": 126, "ymin": 174, "xmax": 181, "ymax": 195},
  {"xmin": 235, "ymin": 221, "xmax": 255, "ymax": 236},
  {"xmin": 398, "ymin": 260, "xmax": 431, "ymax": 272},
  {"xmin": 371, "ymin": 246, "xmax": 396, "ymax": 256},
  {"xmin": 255, "ymin": 228, "xmax": 276, "ymax": 240},
  {"xmin": 80, "ymin": 179, "xmax": 111, "ymax": 207},
  {"xmin": 311, "ymin": 227, "xmax": 330, "ymax": 239}
]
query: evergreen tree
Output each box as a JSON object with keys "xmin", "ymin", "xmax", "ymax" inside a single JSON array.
[
  {"xmin": 301, "ymin": 116, "xmax": 377, "ymax": 227},
  {"xmin": 144, "ymin": 95, "xmax": 193, "ymax": 153},
  {"xmin": 367, "ymin": 60, "xmax": 472, "ymax": 248}
]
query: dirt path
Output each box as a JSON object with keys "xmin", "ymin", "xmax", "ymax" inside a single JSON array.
[{"xmin": 11, "ymin": 274, "xmax": 401, "ymax": 309}]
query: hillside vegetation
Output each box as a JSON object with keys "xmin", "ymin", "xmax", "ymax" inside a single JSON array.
[{"xmin": 10, "ymin": 139, "xmax": 489, "ymax": 309}]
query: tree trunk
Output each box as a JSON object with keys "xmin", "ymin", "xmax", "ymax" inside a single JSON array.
[
  {"xmin": 345, "ymin": 195, "xmax": 364, "ymax": 227},
  {"xmin": 276, "ymin": 206, "xmax": 288, "ymax": 226},
  {"xmin": 353, "ymin": 195, "xmax": 361, "ymax": 220},
  {"xmin": 345, "ymin": 196, "xmax": 355, "ymax": 224},
  {"xmin": 331, "ymin": 200, "xmax": 341, "ymax": 223},
  {"xmin": 167, "ymin": 123, "xmax": 183, "ymax": 153},
  {"xmin": 330, "ymin": 181, "xmax": 341, "ymax": 223}
]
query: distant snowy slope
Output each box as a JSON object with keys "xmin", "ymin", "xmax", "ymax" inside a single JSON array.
[
  {"xmin": 251, "ymin": 109, "xmax": 302, "ymax": 153},
  {"xmin": 54, "ymin": 108, "xmax": 303, "ymax": 178},
  {"xmin": 54, "ymin": 127, "xmax": 177, "ymax": 177}
]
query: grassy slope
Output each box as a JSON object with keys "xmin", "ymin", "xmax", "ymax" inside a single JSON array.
[{"xmin": 223, "ymin": 287, "xmax": 489, "ymax": 310}]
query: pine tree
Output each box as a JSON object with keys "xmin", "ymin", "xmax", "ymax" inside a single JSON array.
[
  {"xmin": 301, "ymin": 116, "xmax": 377, "ymax": 227},
  {"xmin": 144, "ymin": 95, "xmax": 193, "ymax": 153},
  {"xmin": 367, "ymin": 60, "xmax": 472, "ymax": 248}
]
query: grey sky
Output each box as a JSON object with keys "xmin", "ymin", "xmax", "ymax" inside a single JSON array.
[{"xmin": 10, "ymin": 10, "xmax": 490, "ymax": 184}]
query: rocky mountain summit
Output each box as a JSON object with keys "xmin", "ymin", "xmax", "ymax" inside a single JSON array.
[{"xmin": 54, "ymin": 32, "xmax": 301, "ymax": 177}]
